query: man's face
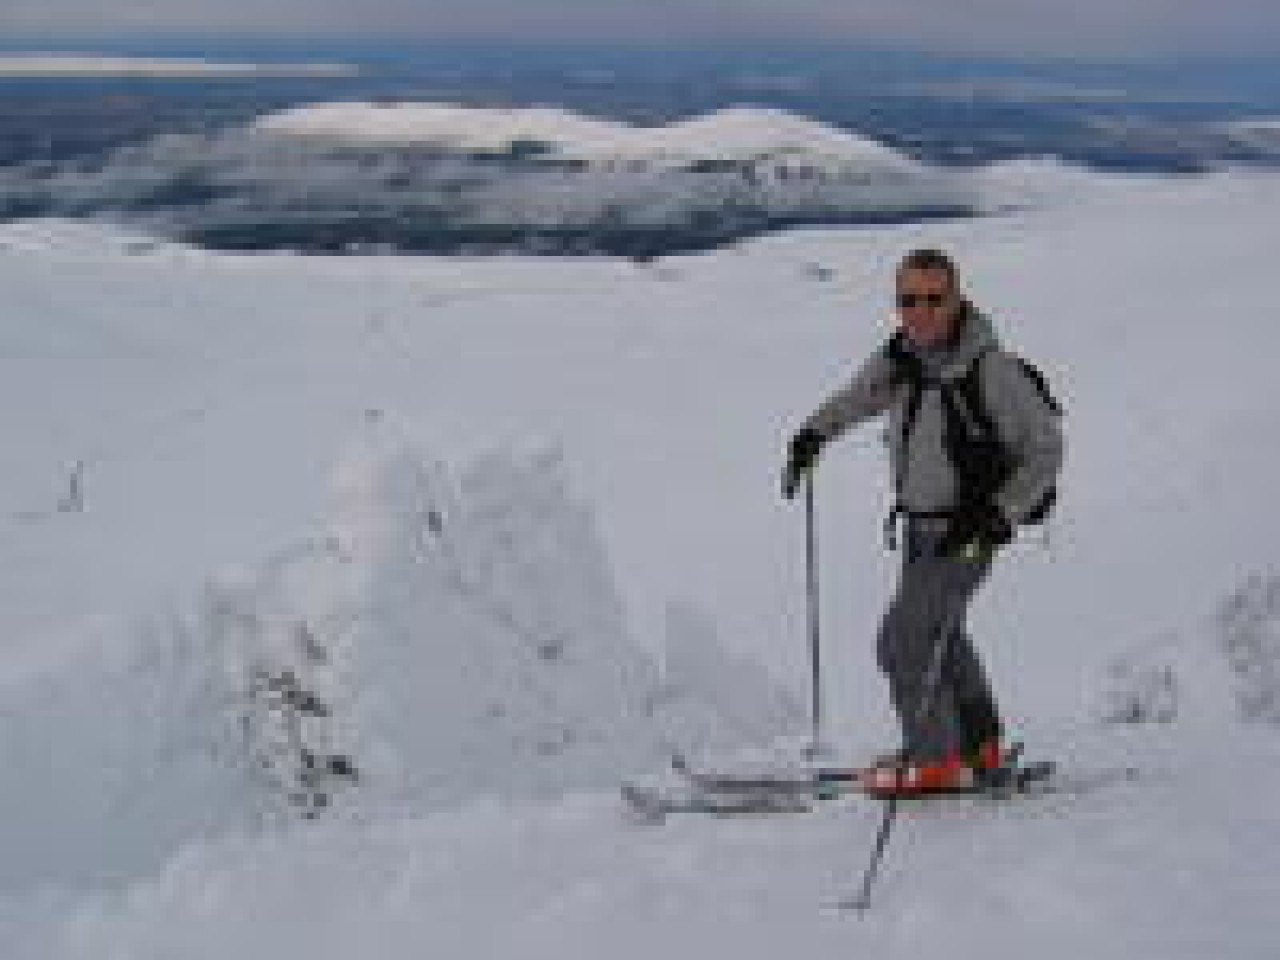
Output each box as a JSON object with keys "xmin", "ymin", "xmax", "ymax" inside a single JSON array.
[{"xmin": 896, "ymin": 267, "xmax": 960, "ymax": 348}]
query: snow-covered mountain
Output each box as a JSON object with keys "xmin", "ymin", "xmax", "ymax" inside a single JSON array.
[
  {"xmin": 0, "ymin": 103, "xmax": 975, "ymax": 256},
  {"xmin": 1, "ymin": 163, "xmax": 1279, "ymax": 957},
  {"xmin": 254, "ymin": 102, "xmax": 919, "ymax": 170}
]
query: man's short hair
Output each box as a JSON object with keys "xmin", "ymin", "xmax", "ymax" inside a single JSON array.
[{"xmin": 897, "ymin": 248, "xmax": 958, "ymax": 288}]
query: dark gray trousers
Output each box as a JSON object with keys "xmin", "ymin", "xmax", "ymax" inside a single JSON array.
[{"xmin": 876, "ymin": 524, "xmax": 1003, "ymax": 762}]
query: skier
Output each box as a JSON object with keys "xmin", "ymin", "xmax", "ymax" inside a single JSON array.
[{"xmin": 782, "ymin": 248, "xmax": 1063, "ymax": 793}]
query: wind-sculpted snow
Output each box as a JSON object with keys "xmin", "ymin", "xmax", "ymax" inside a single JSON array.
[
  {"xmin": 328, "ymin": 439, "xmax": 667, "ymax": 812},
  {"xmin": 323, "ymin": 435, "xmax": 802, "ymax": 812},
  {"xmin": 0, "ymin": 610, "xmax": 251, "ymax": 891},
  {"xmin": 1095, "ymin": 568, "xmax": 1280, "ymax": 732},
  {"xmin": 0, "ymin": 437, "xmax": 800, "ymax": 892},
  {"xmin": 650, "ymin": 599, "xmax": 805, "ymax": 752},
  {"xmin": 1216, "ymin": 573, "xmax": 1280, "ymax": 725}
]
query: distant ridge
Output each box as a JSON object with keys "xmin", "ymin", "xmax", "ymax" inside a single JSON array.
[
  {"xmin": 0, "ymin": 54, "xmax": 357, "ymax": 78},
  {"xmin": 254, "ymin": 102, "xmax": 917, "ymax": 170}
]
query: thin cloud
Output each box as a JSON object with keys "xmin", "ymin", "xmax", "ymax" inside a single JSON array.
[{"xmin": 2, "ymin": 0, "xmax": 1279, "ymax": 58}]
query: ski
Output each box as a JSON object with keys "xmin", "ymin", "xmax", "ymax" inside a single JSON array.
[
  {"xmin": 860, "ymin": 757, "xmax": 1056, "ymax": 798},
  {"xmin": 994, "ymin": 761, "xmax": 1140, "ymax": 799},
  {"xmin": 627, "ymin": 738, "xmax": 1137, "ymax": 824},
  {"xmin": 621, "ymin": 782, "xmax": 814, "ymax": 823},
  {"xmin": 670, "ymin": 752, "xmax": 864, "ymax": 795},
  {"xmin": 667, "ymin": 743, "xmax": 1043, "ymax": 798},
  {"xmin": 622, "ymin": 757, "xmax": 1119, "ymax": 824}
]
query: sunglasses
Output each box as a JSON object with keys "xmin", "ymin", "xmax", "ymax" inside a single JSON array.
[{"xmin": 896, "ymin": 292, "xmax": 951, "ymax": 309}]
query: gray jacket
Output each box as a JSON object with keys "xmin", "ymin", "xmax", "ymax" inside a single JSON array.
[{"xmin": 802, "ymin": 306, "xmax": 1063, "ymax": 525}]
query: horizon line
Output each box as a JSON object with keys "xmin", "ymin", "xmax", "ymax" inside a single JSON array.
[{"xmin": 1, "ymin": 35, "xmax": 1277, "ymax": 70}]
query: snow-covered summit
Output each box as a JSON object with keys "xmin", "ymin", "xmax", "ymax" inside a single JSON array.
[
  {"xmin": 653, "ymin": 106, "xmax": 911, "ymax": 164},
  {"xmin": 254, "ymin": 102, "xmax": 917, "ymax": 169}
]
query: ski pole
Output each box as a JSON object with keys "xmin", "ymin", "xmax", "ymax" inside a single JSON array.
[
  {"xmin": 845, "ymin": 791, "xmax": 899, "ymax": 913},
  {"xmin": 803, "ymin": 470, "xmax": 826, "ymax": 759},
  {"xmin": 842, "ymin": 599, "xmax": 958, "ymax": 913}
]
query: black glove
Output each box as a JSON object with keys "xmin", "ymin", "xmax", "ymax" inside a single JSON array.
[
  {"xmin": 939, "ymin": 503, "xmax": 1014, "ymax": 559},
  {"xmin": 782, "ymin": 427, "xmax": 825, "ymax": 500}
]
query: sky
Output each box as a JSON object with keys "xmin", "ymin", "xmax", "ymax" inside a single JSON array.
[{"xmin": 3, "ymin": 0, "xmax": 1280, "ymax": 60}]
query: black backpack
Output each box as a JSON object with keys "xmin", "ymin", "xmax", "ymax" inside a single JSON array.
[{"xmin": 883, "ymin": 331, "xmax": 1061, "ymax": 525}]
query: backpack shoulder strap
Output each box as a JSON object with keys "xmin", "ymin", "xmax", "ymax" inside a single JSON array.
[
  {"xmin": 882, "ymin": 331, "xmax": 922, "ymax": 384},
  {"xmin": 948, "ymin": 348, "xmax": 999, "ymax": 441},
  {"xmin": 952, "ymin": 349, "xmax": 1062, "ymax": 440},
  {"xmin": 1013, "ymin": 356, "xmax": 1063, "ymax": 415},
  {"xmin": 881, "ymin": 333, "xmax": 929, "ymax": 501}
]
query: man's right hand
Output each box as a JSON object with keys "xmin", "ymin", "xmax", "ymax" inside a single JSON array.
[
  {"xmin": 782, "ymin": 427, "xmax": 825, "ymax": 500},
  {"xmin": 938, "ymin": 502, "xmax": 1014, "ymax": 559}
]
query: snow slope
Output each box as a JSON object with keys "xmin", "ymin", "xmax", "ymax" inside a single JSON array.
[{"xmin": 1, "ymin": 165, "xmax": 1279, "ymax": 955}]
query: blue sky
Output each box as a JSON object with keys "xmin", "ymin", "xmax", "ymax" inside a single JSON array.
[{"xmin": 3, "ymin": 0, "xmax": 1280, "ymax": 60}]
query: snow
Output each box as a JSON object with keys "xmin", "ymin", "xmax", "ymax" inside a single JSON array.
[
  {"xmin": 0, "ymin": 159, "xmax": 1279, "ymax": 956},
  {"xmin": 1223, "ymin": 117, "xmax": 1280, "ymax": 133},
  {"xmin": 0, "ymin": 54, "xmax": 357, "ymax": 78},
  {"xmin": 255, "ymin": 102, "xmax": 920, "ymax": 168},
  {"xmin": 5, "ymin": 105, "xmax": 966, "ymax": 256},
  {"xmin": 1219, "ymin": 118, "xmax": 1280, "ymax": 151}
]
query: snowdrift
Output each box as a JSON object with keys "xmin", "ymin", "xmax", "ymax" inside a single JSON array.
[{"xmin": 0, "ymin": 435, "xmax": 801, "ymax": 892}]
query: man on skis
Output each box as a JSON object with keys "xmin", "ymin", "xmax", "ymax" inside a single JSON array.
[{"xmin": 782, "ymin": 248, "xmax": 1063, "ymax": 794}]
